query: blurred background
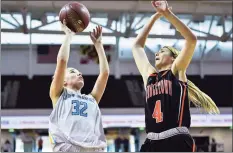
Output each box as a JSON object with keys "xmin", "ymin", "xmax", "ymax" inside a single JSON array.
[{"xmin": 1, "ymin": 0, "xmax": 232, "ymax": 152}]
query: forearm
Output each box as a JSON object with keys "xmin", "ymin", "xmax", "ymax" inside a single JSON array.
[
  {"xmin": 94, "ymin": 43, "xmax": 109, "ymax": 74},
  {"xmin": 134, "ymin": 13, "xmax": 161, "ymax": 47},
  {"xmin": 163, "ymin": 10, "xmax": 197, "ymax": 41},
  {"xmin": 57, "ymin": 35, "xmax": 72, "ymax": 61}
]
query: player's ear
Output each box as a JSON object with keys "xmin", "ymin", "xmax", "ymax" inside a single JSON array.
[
  {"xmin": 172, "ymin": 57, "xmax": 175, "ymax": 61},
  {"xmin": 171, "ymin": 57, "xmax": 175, "ymax": 62},
  {"xmin": 64, "ymin": 80, "xmax": 68, "ymax": 86}
]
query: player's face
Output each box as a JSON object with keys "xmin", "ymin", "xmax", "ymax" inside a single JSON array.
[
  {"xmin": 155, "ymin": 48, "xmax": 174, "ymax": 69},
  {"xmin": 65, "ymin": 69, "xmax": 84, "ymax": 89}
]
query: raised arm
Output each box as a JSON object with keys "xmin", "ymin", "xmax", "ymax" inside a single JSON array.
[
  {"xmin": 49, "ymin": 20, "xmax": 74, "ymax": 105},
  {"xmin": 153, "ymin": 0, "xmax": 197, "ymax": 73},
  {"xmin": 89, "ymin": 26, "xmax": 109, "ymax": 103},
  {"xmin": 132, "ymin": 11, "xmax": 161, "ymax": 87}
]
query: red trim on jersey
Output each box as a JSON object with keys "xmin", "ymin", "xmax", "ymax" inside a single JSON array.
[
  {"xmin": 149, "ymin": 73, "xmax": 157, "ymax": 77},
  {"xmin": 179, "ymin": 83, "xmax": 187, "ymax": 126},
  {"xmin": 177, "ymin": 83, "xmax": 183, "ymax": 122}
]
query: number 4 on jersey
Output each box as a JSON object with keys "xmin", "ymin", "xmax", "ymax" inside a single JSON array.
[{"xmin": 152, "ymin": 100, "xmax": 163, "ymax": 123}]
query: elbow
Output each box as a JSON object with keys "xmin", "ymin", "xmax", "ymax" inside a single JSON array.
[
  {"xmin": 101, "ymin": 69, "xmax": 110, "ymax": 79},
  {"xmin": 188, "ymin": 35, "xmax": 197, "ymax": 45},
  {"xmin": 100, "ymin": 65, "xmax": 110, "ymax": 76},
  {"xmin": 99, "ymin": 70, "xmax": 109, "ymax": 82},
  {"xmin": 57, "ymin": 57, "xmax": 68, "ymax": 64},
  {"xmin": 103, "ymin": 69, "xmax": 110, "ymax": 76}
]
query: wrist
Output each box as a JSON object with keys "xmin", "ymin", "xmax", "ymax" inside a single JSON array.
[
  {"xmin": 94, "ymin": 41, "xmax": 102, "ymax": 46},
  {"xmin": 65, "ymin": 34, "xmax": 73, "ymax": 41},
  {"xmin": 163, "ymin": 10, "xmax": 172, "ymax": 18},
  {"xmin": 65, "ymin": 33, "xmax": 72, "ymax": 38},
  {"xmin": 153, "ymin": 12, "xmax": 162, "ymax": 19}
]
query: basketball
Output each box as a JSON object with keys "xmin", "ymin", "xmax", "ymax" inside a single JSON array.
[{"xmin": 59, "ymin": 2, "xmax": 90, "ymax": 33}]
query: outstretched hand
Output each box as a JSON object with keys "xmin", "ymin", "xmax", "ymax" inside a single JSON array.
[
  {"xmin": 60, "ymin": 19, "xmax": 75, "ymax": 37},
  {"xmin": 151, "ymin": 0, "xmax": 172, "ymax": 16},
  {"xmin": 90, "ymin": 25, "xmax": 102, "ymax": 44}
]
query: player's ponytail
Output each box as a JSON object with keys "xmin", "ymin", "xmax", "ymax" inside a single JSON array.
[
  {"xmin": 165, "ymin": 46, "xmax": 220, "ymax": 114},
  {"xmin": 187, "ymin": 80, "xmax": 219, "ymax": 114}
]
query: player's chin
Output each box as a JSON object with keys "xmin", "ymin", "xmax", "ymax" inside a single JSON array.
[
  {"xmin": 77, "ymin": 81, "xmax": 84, "ymax": 88},
  {"xmin": 155, "ymin": 61, "xmax": 161, "ymax": 67}
]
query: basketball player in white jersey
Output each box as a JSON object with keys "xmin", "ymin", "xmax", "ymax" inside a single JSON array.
[{"xmin": 49, "ymin": 20, "xmax": 109, "ymax": 152}]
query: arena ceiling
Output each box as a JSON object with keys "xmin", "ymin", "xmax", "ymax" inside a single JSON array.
[
  {"xmin": 1, "ymin": 1, "xmax": 232, "ymax": 60},
  {"xmin": 1, "ymin": 1, "xmax": 232, "ymax": 15}
]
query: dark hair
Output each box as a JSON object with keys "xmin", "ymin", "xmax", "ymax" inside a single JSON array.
[{"xmin": 5, "ymin": 140, "xmax": 10, "ymax": 144}]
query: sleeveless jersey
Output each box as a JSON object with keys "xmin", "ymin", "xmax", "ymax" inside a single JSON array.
[
  {"xmin": 49, "ymin": 88, "xmax": 107, "ymax": 148},
  {"xmin": 145, "ymin": 70, "xmax": 191, "ymax": 133}
]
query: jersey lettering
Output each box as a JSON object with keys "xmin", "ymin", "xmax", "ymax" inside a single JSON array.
[{"xmin": 146, "ymin": 79, "xmax": 172, "ymax": 100}]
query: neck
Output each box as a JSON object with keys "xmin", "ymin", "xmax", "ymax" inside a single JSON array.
[
  {"xmin": 156, "ymin": 65, "xmax": 171, "ymax": 72},
  {"xmin": 67, "ymin": 86, "xmax": 81, "ymax": 93},
  {"xmin": 73, "ymin": 88, "xmax": 81, "ymax": 93}
]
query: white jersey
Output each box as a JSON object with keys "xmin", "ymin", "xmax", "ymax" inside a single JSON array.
[{"xmin": 49, "ymin": 88, "xmax": 107, "ymax": 149}]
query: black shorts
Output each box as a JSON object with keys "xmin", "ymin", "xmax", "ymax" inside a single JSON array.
[{"xmin": 140, "ymin": 133, "xmax": 196, "ymax": 152}]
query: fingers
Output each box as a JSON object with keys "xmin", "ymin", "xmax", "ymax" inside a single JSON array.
[
  {"xmin": 151, "ymin": 1, "xmax": 161, "ymax": 7},
  {"xmin": 89, "ymin": 31, "xmax": 96, "ymax": 41},
  {"xmin": 63, "ymin": 19, "xmax": 67, "ymax": 26},
  {"xmin": 97, "ymin": 25, "xmax": 102, "ymax": 36},
  {"xmin": 155, "ymin": 1, "xmax": 161, "ymax": 6},
  {"xmin": 99, "ymin": 26, "xmax": 102, "ymax": 34},
  {"xmin": 151, "ymin": 1, "xmax": 156, "ymax": 7},
  {"xmin": 71, "ymin": 31, "xmax": 75, "ymax": 36},
  {"xmin": 98, "ymin": 26, "xmax": 102, "ymax": 35},
  {"xmin": 96, "ymin": 26, "xmax": 100, "ymax": 36},
  {"xmin": 94, "ymin": 25, "xmax": 102, "ymax": 37},
  {"xmin": 93, "ymin": 28, "xmax": 96, "ymax": 37},
  {"xmin": 89, "ymin": 31, "xmax": 92, "ymax": 38},
  {"xmin": 90, "ymin": 25, "xmax": 102, "ymax": 42}
]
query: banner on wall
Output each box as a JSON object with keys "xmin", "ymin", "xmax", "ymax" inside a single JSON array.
[
  {"xmin": 37, "ymin": 45, "xmax": 60, "ymax": 63},
  {"xmin": 1, "ymin": 114, "xmax": 232, "ymax": 129},
  {"xmin": 79, "ymin": 45, "xmax": 112, "ymax": 64}
]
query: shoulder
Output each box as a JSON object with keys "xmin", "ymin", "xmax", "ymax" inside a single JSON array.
[
  {"xmin": 51, "ymin": 88, "xmax": 75, "ymax": 107},
  {"xmin": 170, "ymin": 69, "xmax": 187, "ymax": 83},
  {"xmin": 82, "ymin": 93, "xmax": 96, "ymax": 103},
  {"xmin": 62, "ymin": 88, "xmax": 75, "ymax": 99},
  {"xmin": 143, "ymin": 72, "xmax": 157, "ymax": 89},
  {"xmin": 51, "ymin": 88, "xmax": 67, "ymax": 107}
]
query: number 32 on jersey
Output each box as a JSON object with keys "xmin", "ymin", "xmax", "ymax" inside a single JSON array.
[
  {"xmin": 72, "ymin": 100, "xmax": 88, "ymax": 117},
  {"xmin": 152, "ymin": 100, "xmax": 163, "ymax": 123}
]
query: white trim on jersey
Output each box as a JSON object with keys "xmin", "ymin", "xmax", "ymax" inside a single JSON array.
[{"xmin": 178, "ymin": 82, "xmax": 183, "ymax": 122}]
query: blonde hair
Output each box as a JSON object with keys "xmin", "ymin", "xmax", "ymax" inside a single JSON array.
[
  {"xmin": 164, "ymin": 46, "xmax": 220, "ymax": 114},
  {"xmin": 66, "ymin": 67, "xmax": 76, "ymax": 73}
]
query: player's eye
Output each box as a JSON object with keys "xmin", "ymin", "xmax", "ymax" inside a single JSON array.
[{"xmin": 70, "ymin": 69, "xmax": 75, "ymax": 73}]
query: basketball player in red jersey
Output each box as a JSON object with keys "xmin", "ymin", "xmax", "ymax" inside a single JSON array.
[{"xmin": 132, "ymin": 0, "xmax": 219, "ymax": 152}]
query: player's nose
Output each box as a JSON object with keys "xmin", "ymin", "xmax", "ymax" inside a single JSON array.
[{"xmin": 77, "ymin": 73, "xmax": 83, "ymax": 79}]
